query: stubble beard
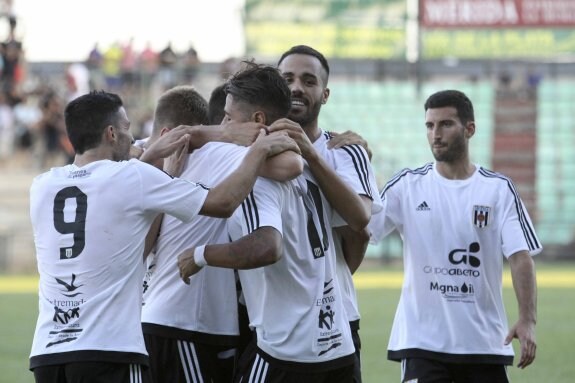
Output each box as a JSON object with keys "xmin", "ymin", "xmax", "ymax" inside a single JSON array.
[{"xmin": 432, "ymin": 133, "xmax": 466, "ymax": 163}]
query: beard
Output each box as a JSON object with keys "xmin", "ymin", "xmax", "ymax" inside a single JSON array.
[
  {"xmin": 288, "ymin": 101, "xmax": 322, "ymax": 129},
  {"xmin": 431, "ymin": 131, "xmax": 466, "ymax": 163}
]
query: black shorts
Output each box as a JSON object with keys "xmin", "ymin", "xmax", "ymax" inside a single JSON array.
[
  {"xmin": 144, "ymin": 332, "xmax": 235, "ymax": 383},
  {"xmin": 33, "ymin": 361, "xmax": 150, "ymax": 383},
  {"xmin": 234, "ymin": 339, "xmax": 354, "ymax": 383},
  {"xmin": 401, "ymin": 358, "xmax": 509, "ymax": 383},
  {"xmin": 350, "ymin": 319, "xmax": 362, "ymax": 383}
]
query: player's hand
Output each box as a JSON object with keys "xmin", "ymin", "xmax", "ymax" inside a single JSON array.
[
  {"xmin": 178, "ymin": 248, "xmax": 203, "ymax": 284},
  {"xmin": 251, "ymin": 128, "xmax": 301, "ymax": 157},
  {"xmin": 505, "ymin": 319, "xmax": 536, "ymax": 368},
  {"xmin": 267, "ymin": 118, "xmax": 315, "ymax": 160},
  {"xmin": 221, "ymin": 121, "xmax": 268, "ymax": 146},
  {"xmin": 163, "ymin": 134, "xmax": 189, "ymax": 177},
  {"xmin": 129, "ymin": 145, "xmax": 144, "ymax": 159},
  {"xmin": 141, "ymin": 129, "xmax": 192, "ymax": 163},
  {"xmin": 327, "ymin": 130, "xmax": 372, "ymax": 160}
]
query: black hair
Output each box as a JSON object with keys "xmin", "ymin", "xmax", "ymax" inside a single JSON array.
[
  {"xmin": 225, "ymin": 61, "xmax": 291, "ymax": 123},
  {"xmin": 207, "ymin": 83, "xmax": 227, "ymax": 125},
  {"xmin": 424, "ymin": 90, "xmax": 475, "ymax": 125},
  {"xmin": 64, "ymin": 90, "xmax": 123, "ymax": 154},
  {"xmin": 277, "ymin": 45, "xmax": 330, "ymax": 84}
]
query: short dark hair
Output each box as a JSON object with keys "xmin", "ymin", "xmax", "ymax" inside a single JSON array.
[
  {"xmin": 64, "ymin": 90, "xmax": 123, "ymax": 154},
  {"xmin": 153, "ymin": 85, "xmax": 209, "ymax": 134},
  {"xmin": 208, "ymin": 83, "xmax": 227, "ymax": 125},
  {"xmin": 424, "ymin": 90, "xmax": 475, "ymax": 125},
  {"xmin": 277, "ymin": 45, "xmax": 330, "ymax": 84},
  {"xmin": 225, "ymin": 61, "xmax": 291, "ymax": 124}
]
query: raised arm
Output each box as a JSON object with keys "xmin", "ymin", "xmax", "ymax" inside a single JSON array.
[
  {"xmin": 268, "ymin": 119, "xmax": 370, "ymax": 231},
  {"xmin": 505, "ymin": 250, "xmax": 537, "ymax": 369},
  {"xmin": 200, "ymin": 130, "xmax": 299, "ymax": 218}
]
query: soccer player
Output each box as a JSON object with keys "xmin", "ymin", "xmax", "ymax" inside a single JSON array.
[
  {"xmin": 28, "ymin": 90, "xmax": 299, "ymax": 383},
  {"xmin": 178, "ymin": 61, "xmax": 357, "ymax": 382},
  {"xmin": 369, "ymin": 89, "xmax": 540, "ymax": 383},
  {"xmin": 276, "ymin": 44, "xmax": 382, "ymax": 382},
  {"xmin": 141, "ymin": 85, "xmax": 303, "ymax": 383}
]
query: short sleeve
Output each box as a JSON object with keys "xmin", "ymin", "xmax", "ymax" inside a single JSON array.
[
  {"xmin": 501, "ymin": 194, "xmax": 542, "ymax": 258},
  {"xmin": 228, "ymin": 177, "xmax": 285, "ymax": 240},
  {"xmin": 136, "ymin": 161, "xmax": 209, "ymax": 223},
  {"xmin": 332, "ymin": 144, "xmax": 383, "ymax": 214}
]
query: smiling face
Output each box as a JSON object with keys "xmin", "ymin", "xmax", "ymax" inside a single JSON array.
[
  {"xmin": 425, "ymin": 106, "xmax": 472, "ymax": 164},
  {"xmin": 278, "ymin": 53, "xmax": 329, "ymax": 131}
]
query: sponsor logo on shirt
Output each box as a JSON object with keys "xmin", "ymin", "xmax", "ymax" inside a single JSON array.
[
  {"xmin": 316, "ymin": 279, "xmax": 343, "ymax": 356},
  {"xmin": 430, "ymin": 281, "xmax": 475, "ymax": 298},
  {"xmin": 416, "ymin": 201, "xmax": 430, "ymax": 211},
  {"xmin": 422, "ymin": 242, "xmax": 482, "ymax": 278},
  {"xmin": 68, "ymin": 169, "xmax": 91, "ymax": 179},
  {"xmin": 46, "ymin": 274, "xmax": 85, "ymax": 347},
  {"xmin": 448, "ymin": 242, "xmax": 481, "ymax": 268}
]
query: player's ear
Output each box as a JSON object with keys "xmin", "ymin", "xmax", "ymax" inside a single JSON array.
[
  {"xmin": 253, "ymin": 111, "xmax": 266, "ymax": 125},
  {"xmin": 159, "ymin": 127, "xmax": 171, "ymax": 136},
  {"xmin": 322, "ymin": 87, "xmax": 330, "ymax": 105},
  {"xmin": 104, "ymin": 125, "xmax": 115, "ymax": 142},
  {"xmin": 465, "ymin": 121, "xmax": 475, "ymax": 139}
]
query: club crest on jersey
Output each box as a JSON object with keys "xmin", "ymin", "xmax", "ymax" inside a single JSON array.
[{"xmin": 473, "ymin": 205, "xmax": 491, "ymax": 228}]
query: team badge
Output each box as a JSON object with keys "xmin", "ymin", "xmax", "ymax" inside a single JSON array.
[{"xmin": 473, "ymin": 205, "xmax": 491, "ymax": 228}]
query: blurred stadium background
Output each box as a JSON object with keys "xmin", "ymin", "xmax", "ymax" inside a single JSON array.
[{"xmin": 0, "ymin": 0, "xmax": 574, "ymax": 272}]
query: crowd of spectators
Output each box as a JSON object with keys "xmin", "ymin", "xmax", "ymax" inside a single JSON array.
[{"xmin": 0, "ymin": 27, "xmax": 207, "ymax": 171}]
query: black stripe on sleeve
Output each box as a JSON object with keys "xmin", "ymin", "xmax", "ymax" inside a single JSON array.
[{"xmin": 478, "ymin": 168, "xmax": 540, "ymax": 251}]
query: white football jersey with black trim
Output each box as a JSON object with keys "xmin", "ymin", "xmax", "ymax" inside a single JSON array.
[
  {"xmin": 229, "ymin": 173, "xmax": 355, "ymax": 363},
  {"xmin": 142, "ymin": 142, "xmax": 249, "ymax": 337},
  {"xmin": 30, "ymin": 159, "xmax": 208, "ymax": 362},
  {"xmin": 314, "ymin": 131, "xmax": 383, "ymax": 322},
  {"xmin": 369, "ymin": 162, "xmax": 542, "ymax": 360}
]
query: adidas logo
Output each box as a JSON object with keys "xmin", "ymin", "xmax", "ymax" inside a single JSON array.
[{"xmin": 416, "ymin": 201, "xmax": 430, "ymax": 211}]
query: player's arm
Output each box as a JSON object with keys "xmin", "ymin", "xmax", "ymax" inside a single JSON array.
[
  {"xmin": 141, "ymin": 124, "xmax": 302, "ymax": 181},
  {"xmin": 335, "ymin": 225, "xmax": 370, "ymax": 274},
  {"xmin": 268, "ymin": 119, "xmax": 370, "ymax": 231},
  {"xmin": 143, "ymin": 215, "xmax": 162, "ymax": 260},
  {"xmin": 178, "ymin": 227, "xmax": 282, "ymax": 284},
  {"xmin": 306, "ymin": 153, "xmax": 372, "ymax": 232},
  {"xmin": 505, "ymin": 250, "xmax": 537, "ymax": 369},
  {"xmin": 142, "ymin": 137, "xmax": 191, "ymax": 259},
  {"xmin": 194, "ymin": 122, "xmax": 303, "ymax": 181},
  {"xmin": 200, "ymin": 130, "xmax": 299, "ymax": 218}
]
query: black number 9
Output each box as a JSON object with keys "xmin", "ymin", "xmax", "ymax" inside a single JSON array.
[{"xmin": 53, "ymin": 186, "xmax": 88, "ymax": 259}]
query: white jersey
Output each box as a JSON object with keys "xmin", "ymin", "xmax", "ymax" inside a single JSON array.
[
  {"xmin": 142, "ymin": 142, "xmax": 248, "ymax": 343},
  {"xmin": 229, "ymin": 170, "xmax": 355, "ymax": 365},
  {"xmin": 369, "ymin": 162, "xmax": 542, "ymax": 364},
  {"xmin": 29, "ymin": 159, "xmax": 208, "ymax": 368},
  {"xmin": 314, "ymin": 130, "xmax": 382, "ymax": 322}
]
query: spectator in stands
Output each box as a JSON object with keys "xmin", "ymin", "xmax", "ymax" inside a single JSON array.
[
  {"xmin": 102, "ymin": 41, "xmax": 123, "ymax": 91},
  {"xmin": 182, "ymin": 43, "xmax": 200, "ymax": 85},
  {"xmin": 158, "ymin": 42, "xmax": 178, "ymax": 90},
  {"xmin": 1, "ymin": 14, "xmax": 24, "ymax": 106},
  {"xmin": 139, "ymin": 41, "xmax": 158, "ymax": 90},
  {"xmin": 32, "ymin": 90, "xmax": 72, "ymax": 168},
  {"xmin": 86, "ymin": 43, "xmax": 104, "ymax": 90},
  {"xmin": 121, "ymin": 37, "xmax": 138, "ymax": 93},
  {"xmin": 0, "ymin": 89, "xmax": 14, "ymax": 163}
]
